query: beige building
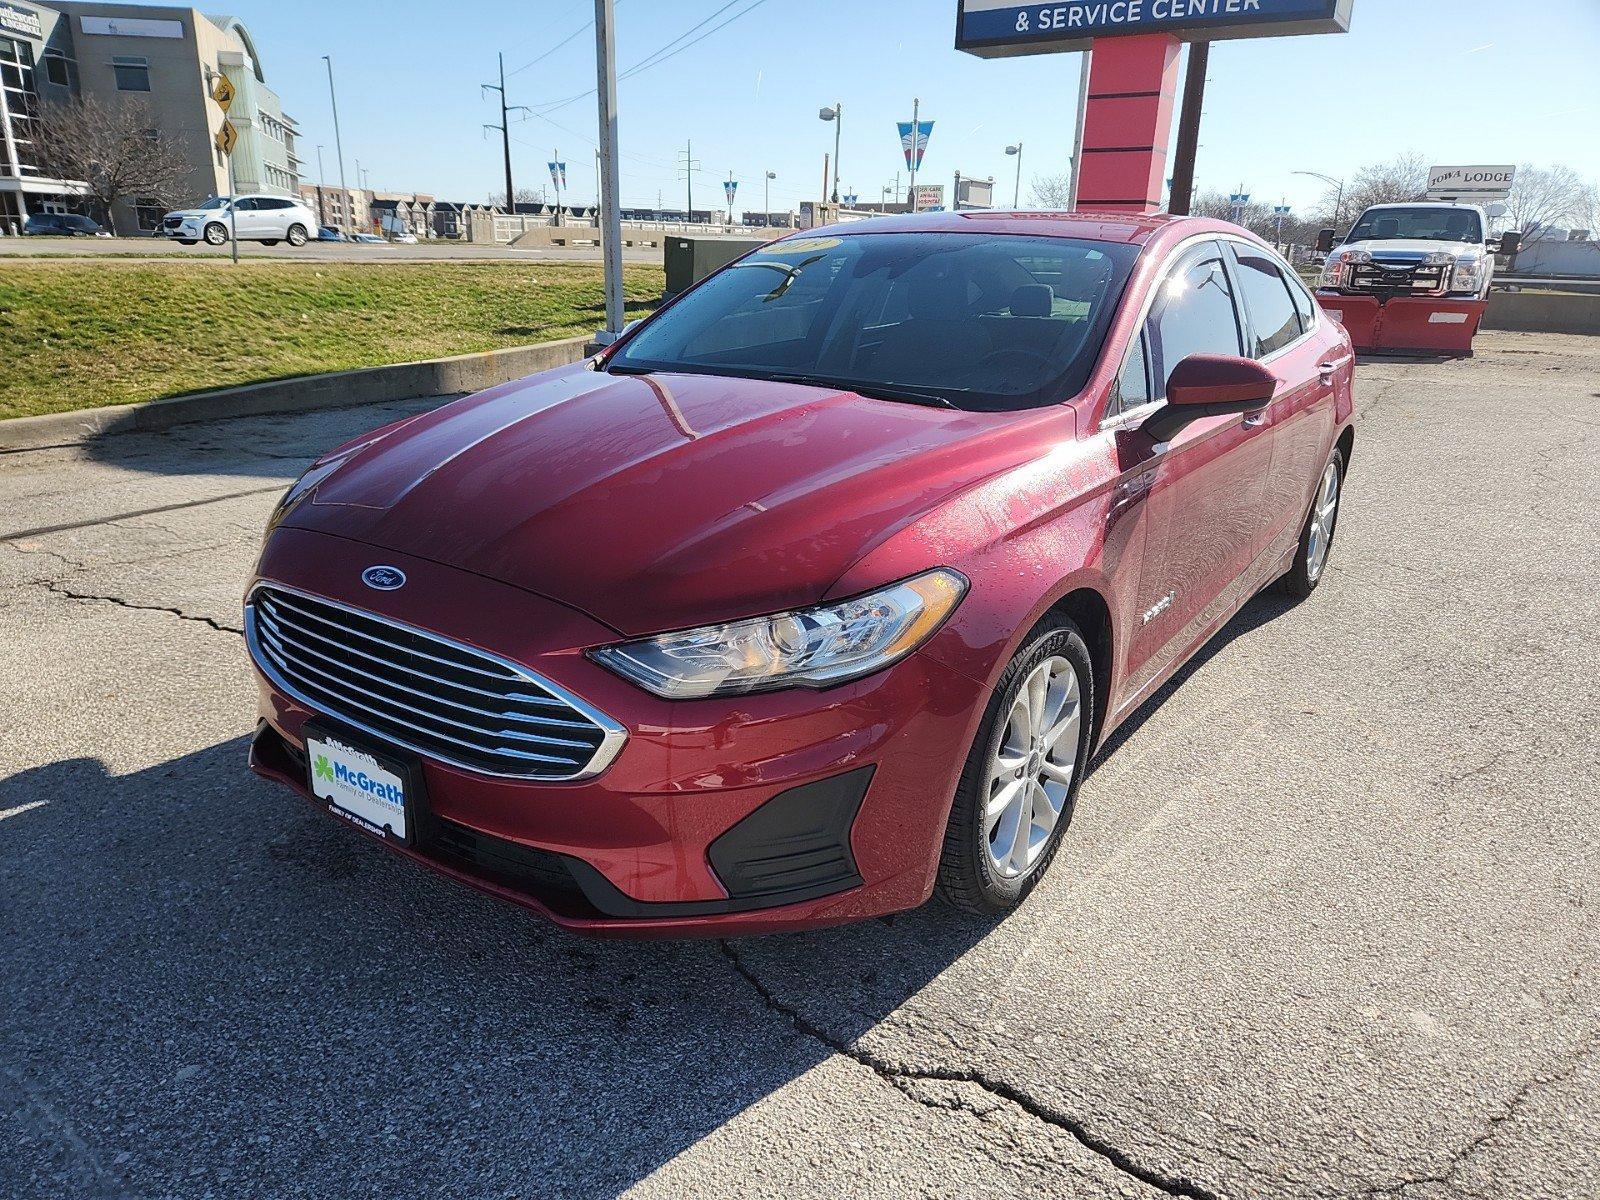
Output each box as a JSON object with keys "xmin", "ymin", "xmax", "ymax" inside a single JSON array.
[
  {"xmin": 299, "ymin": 182, "xmax": 369, "ymax": 233},
  {"xmin": 1, "ymin": 2, "xmax": 299, "ymax": 232}
]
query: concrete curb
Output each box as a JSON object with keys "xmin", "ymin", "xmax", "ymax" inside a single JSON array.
[{"xmin": 0, "ymin": 336, "xmax": 591, "ymax": 453}]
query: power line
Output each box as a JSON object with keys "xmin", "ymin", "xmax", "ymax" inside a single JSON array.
[
  {"xmin": 507, "ymin": 19, "xmax": 592, "ymax": 79},
  {"xmin": 528, "ymin": 0, "xmax": 773, "ymax": 116}
]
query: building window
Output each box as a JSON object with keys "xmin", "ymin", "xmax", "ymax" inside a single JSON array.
[
  {"xmin": 42, "ymin": 49, "xmax": 77, "ymax": 89},
  {"xmin": 133, "ymin": 199, "xmax": 166, "ymax": 231},
  {"xmin": 112, "ymin": 56, "xmax": 150, "ymax": 92}
]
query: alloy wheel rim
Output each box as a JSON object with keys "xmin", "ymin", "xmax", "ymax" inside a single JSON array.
[
  {"xmin": 985, "ymin": 655, "xmax": 1081, "ymax": 880},
  {"xmin": 1305, "ymin": 461, "xmax": 1340, "ymax": 583}
]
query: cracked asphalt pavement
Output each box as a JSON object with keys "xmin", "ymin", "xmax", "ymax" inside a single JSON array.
[{"xmin": 2, "ymin": 332, "xmax": 1596, "ymax": 1199}]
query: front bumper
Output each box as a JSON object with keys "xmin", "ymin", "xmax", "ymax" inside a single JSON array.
[{"xmin": 247, "ymin": 528, "xmax": 990, "ymax": 936}]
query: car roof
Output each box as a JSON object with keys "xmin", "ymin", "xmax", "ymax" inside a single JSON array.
[{"xmin": 795, "ymin": 209, "xmax": 1234, "ymax": 248}]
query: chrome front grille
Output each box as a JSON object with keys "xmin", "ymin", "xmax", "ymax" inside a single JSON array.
[
  {"xmin": 1349, "ymin": 259, "xmax": 1449, "ymax": 297},
  {"xmin": 246, "ymin": 585, "xmax": 625, "ymax": 780}
]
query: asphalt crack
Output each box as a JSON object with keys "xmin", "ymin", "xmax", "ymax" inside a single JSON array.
[
  {"xmin": 38, "ymin": 578, "xmax": 242, "ymax": 636},
  {"xmin": 717, "ymin": 939, "xmax": 1221, "ymax": 1200},
  {"xmin": 1357, "ymin": 1021, "xmax": 1600, "ymax": 1198}
]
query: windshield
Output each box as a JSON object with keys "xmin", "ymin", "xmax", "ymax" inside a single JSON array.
[
  {"xmin": 609, "ymin": 231, "xmax": 1139, "ymax": 411},
  {"xmin": 197, "ymin": 196, "xmax": 232, "ymax": 211},
  {"xmin": 1347, "ymin": 207, "xmax": 1482, "ymax": 244}
]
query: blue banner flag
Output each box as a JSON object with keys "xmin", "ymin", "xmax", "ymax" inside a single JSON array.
[{"xmin": 898, "ymin": 120, "xmax": 934, "ymax": 172}]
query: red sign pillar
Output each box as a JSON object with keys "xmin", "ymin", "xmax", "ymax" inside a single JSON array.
[{"xmin": 1075, "ymin": 34, "xmax": 1182, "ymax": 213}]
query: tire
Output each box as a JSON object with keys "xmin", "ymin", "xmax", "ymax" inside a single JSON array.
[
  {"xmin": 176, "ymin": 239, "xmax": 196, "ymax": 246},
  {"xmin": 1280, "ymin": 446, "xmax": 1346, "ymax": 600},
  {"xmin": 935, "ymin": 616, "xmax": 1095, "ymax": 915},
  {"xmin": 203, "ymin": 223, "xmax": 228, "ymax": 247},
  {"xmin": 261, "ymin": 239, "xmax": 280, "ymax": 247},
  {"xmin": 285, "ymin": 224, "xmax": 308, "ymax": 247}
]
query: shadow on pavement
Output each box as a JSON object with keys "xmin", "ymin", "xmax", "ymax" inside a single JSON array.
[{"xmin": 0, "ymin": 738, "xmax": 994, "ymax": 1198}]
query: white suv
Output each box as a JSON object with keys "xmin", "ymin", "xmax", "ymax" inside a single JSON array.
[{"xmin": 161, "ymin": 195, "xmax": 320, "ymax": 248}]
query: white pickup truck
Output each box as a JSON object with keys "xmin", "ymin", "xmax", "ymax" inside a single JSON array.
[{"xmin": 1315, "ymin": 201, "xmax": 1519, "ymax": 301}]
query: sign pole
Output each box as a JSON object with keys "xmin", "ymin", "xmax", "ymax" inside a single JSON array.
[
  {"xmin": 1168, "ymin": 41, "xmax": 1207, "ymax": 215},
  {"xmin": 593, "ymin": 0, "xmax": 624, "ymax": 342},
  {"xmin": 1068, "ymin": 51, "xmax": 1088, "ymax": 209},
  {"xmin": 908, "ymin": 97, "xmax": 920, "ymax": 213}
]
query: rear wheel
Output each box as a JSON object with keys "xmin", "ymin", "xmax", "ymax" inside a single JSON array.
[
  {"xmin": 1280, "ymin": 447, "xmax": 1345, "ymax": 599},
  {"xmin": 286, "ymin": 224, "xmax": 308, "ymax": 247},
  {"xmin": 203, "ymin": 223, "xmax": 228, "ymax": 246},
  {"xmin": 261, "ymin": 239, "xmax": 280, "ymax": 247},
  {"xmin": 935, "ymin": 616, "xmax": 1094, "ymax": 915}
]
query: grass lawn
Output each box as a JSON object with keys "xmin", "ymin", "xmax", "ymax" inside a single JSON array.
[{"xmin": 0, "ymin": 259, "xmax": 664, "ymax": 420}]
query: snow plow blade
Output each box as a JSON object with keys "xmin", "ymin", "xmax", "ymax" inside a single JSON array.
[{"xmin": 1316, "ymin": 294, "xmax": 1487, "ymax": 357}]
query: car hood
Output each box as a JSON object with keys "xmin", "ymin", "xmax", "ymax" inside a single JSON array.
[
  {"xmin": 283, "ymin": 364, "xmax": 1032, "ymax": 637},
  {"xmin": 166, "ymin": 210, "xmax": 214, "ymax": 221},
  {"xmin": 1343, "ymin": 238, "xmax": 1478, "ymax": 258}
]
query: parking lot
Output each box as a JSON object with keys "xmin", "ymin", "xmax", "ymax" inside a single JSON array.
[{"xmin": 1, "ymin": 331, "xmax": 1596, "ymax": 1198}]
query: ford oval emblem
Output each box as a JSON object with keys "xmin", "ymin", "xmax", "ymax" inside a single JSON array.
[{"xmin": 361, "ymin": 565, "xmax": 406, "ymax": 591}]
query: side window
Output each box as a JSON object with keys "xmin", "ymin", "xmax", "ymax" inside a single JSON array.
[
  {"xmin": 1288, "ymin": 273, "xmax": 1317, "ymax": 334},
  {"xmin": 1107, "ymin": 332, "xmax": 1151, "ymax": 420},
  {"xmin": 1144, "ymin": 246, "xmax": 1243, "ymax": 399},
  {"xmin": 1231, "ymin": 246, "xmax": 1303, "ymax": 357}
]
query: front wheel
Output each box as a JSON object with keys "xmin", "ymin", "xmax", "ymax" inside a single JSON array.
[
  {"xmin": 203, "ymin": 223, "xmax": 228, "ymax": 246},
  {"xmin": 285, "ymin": 224, "xmax": 308, "ymax": 247},
  {"xmin": 1280, "ymin": 447, "xmax": 1345, "ymax": 599},
  {"xmin": 260, "ymin": 239, "xmax": 280, "ymax": 247},
  {"xmin": 935, "ymin": 616, "xmax": 1094, "ymax": 915},
  {"xmin": 176, "ymin": 239, "xmax": 196, "ymax": 246}
]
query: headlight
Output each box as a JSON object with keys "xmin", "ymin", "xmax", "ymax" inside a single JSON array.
[
  {"xmin": 1318, "ymin": 248, "xmax": 1370, "ymax": 289},
  {"xmin": 590, "ymin": 568, "xmax": 969, "ymax": 699},
  {"xmin": 1450, "ymin": 253, "xmax": 1484, "ymax": 292}
]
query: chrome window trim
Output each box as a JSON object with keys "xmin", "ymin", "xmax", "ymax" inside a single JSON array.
[
  {"xmin": 244, "ymin": 581, "xmax": 628, "ymax": 783},
  {"xmin": 1099, "ymin": 231, "xmax": 1319, "ymax": 432}
]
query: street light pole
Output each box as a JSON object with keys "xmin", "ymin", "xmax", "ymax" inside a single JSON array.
[
  {"xmin": 315, "ymin": 144, "xmax": 327, "ymax": 226},
  {"xmin": 1293, "ymin": 169, "xmax": 1346, "ymax": 229},
  {"xmin": 908, "ymin": 96, "xmax": 920, "ymax": 213},
  {"xmin": 765, "ymin": 170, "xmax": 775, "ymax": 224},
  {"xmin": 1005, "ymin": 142, "xmax": 1023, "ymax": 208},
  {"xmin": 322, "ymin": 55, "xmax": 350, "ymax": 233},
  {"xmin": 819, "ymin": 103, "xmax": 842, "ymax": 204}
]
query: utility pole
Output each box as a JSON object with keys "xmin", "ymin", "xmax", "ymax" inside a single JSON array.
[
  {"xmin": 322, "ymin": 55, "xmax": 350, "ymax": 232},
  {"xmin": 482, "ymin": 52, "xmax": 530, "ymax": 210},
  {"xmin": 1168, "ymin": 41, "xmax": 1209, "ymax": 215},
  {"xmin": 593, "ymin": 0, "xmax": 624, "ymax": 341},
  {"xmin": 678, "ymin": 141, "xmax": 699, "ymax": 225}
]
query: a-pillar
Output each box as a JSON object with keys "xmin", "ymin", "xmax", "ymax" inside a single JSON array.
[{"xmin": 1075, "ymin": 34, "xmax": 1182, "ymax": 213}]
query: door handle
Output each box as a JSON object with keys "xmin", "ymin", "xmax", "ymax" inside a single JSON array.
[{"xmin": 1318, "ymin": 362, "xmax": 1338, "ymax": 380}]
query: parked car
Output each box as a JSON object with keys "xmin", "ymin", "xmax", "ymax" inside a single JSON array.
[
  {"xmin": 22, "ymin": 213, "xmax": 110, "ymax": 238},
  {"xmin": 317, "ymin": 226, "xmax": 348, "ymax": 242},
  {"xmin": 160, "ymin": 195, "xmax": 319, "ymax": 247},
  {"xmin": 246, "ymin": 212, "xmax": 1355, "ymax": 936},
  {"xmin": 350, "ymin": 232, "xmax": 386, "ymax": 245},
  {"xmin": 390, "ymin": 231, "xmax": 419, "ymax": 245}
]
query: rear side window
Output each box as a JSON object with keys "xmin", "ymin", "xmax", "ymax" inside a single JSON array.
[
  {"xmin": 1231, "ymin": 246, "xmax": 1303, "ymax": 357},
  {"xmin": 1144, "ymin": 245, "xmax": 1243, "ymax": 399}
]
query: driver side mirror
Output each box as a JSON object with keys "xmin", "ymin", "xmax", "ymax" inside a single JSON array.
[
  {"xmin": 1493, "ymin": 230, "xmax": 1521, "ymax": 257},
  {"xmin": 1316, "ymin": 228, "xmax": 1337, "ymax": 254},
  {"xmin": 1142, "ymin": 355, "xmax": 1276, "ymax": 442}
]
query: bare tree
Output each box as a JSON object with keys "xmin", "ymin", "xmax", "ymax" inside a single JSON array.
[
  {"xmin": 490, "ymin": 186, "xmax": 548, "ymax": 209},
  {"xmin": 1504, "ymin": 163, "xmax": 1594, "ymax": 242},
  {"xmin": 1028, "ymin": 172, "xmax": 1073, "ymax": 209},
  {"xmin": 1313, "ymin": 152, "xmax": 1432, "ymax": 227},
  {"xmin": 33, "ymin": 96, "xmax": 189, "ymax": 234}
]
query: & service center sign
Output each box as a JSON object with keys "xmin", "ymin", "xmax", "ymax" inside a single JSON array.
[{"xmin": 958, "ymin": 0, "xmax": 1352, "ymax": 56}]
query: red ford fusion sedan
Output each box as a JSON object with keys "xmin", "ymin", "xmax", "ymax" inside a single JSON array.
[{"xmin": 246, "ymin": 211, "xmax": 1354, "ymax": 936}]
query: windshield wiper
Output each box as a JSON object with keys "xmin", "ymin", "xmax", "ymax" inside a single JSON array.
[
  {"xmin": 605, "ymin": 362, "xmax": 655, "ymax": 376},
  {"xmin": 756, "ymin": 373, "xmax": 958, "ymax": 409}
]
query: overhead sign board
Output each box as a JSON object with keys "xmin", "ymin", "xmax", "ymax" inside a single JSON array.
[
  {"xmin": 1426, "ymin": 164, "xmax": 1515, "ymax": 202},
  {"xmin": 956, "ymin": 0, "xmax": 1353, "ymax": 57}
]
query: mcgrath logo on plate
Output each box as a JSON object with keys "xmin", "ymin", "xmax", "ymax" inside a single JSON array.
[{"xmin": 361, "ymin": 565, "xmax": 406, "ymax": 591}]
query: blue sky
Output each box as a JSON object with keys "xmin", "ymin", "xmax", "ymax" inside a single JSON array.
[{"xmin": 244, "ymin": 0, "xmax": 1600, "ymax": 215}]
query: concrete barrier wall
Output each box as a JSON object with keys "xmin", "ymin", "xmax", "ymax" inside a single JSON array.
[
  {"xmin": 1482, "ymin": 291, "xmax": 1600, "ymax": 335},
  {"xmin": 0, "ymin": 337, "xmax": 591, "ymax": 453}
]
